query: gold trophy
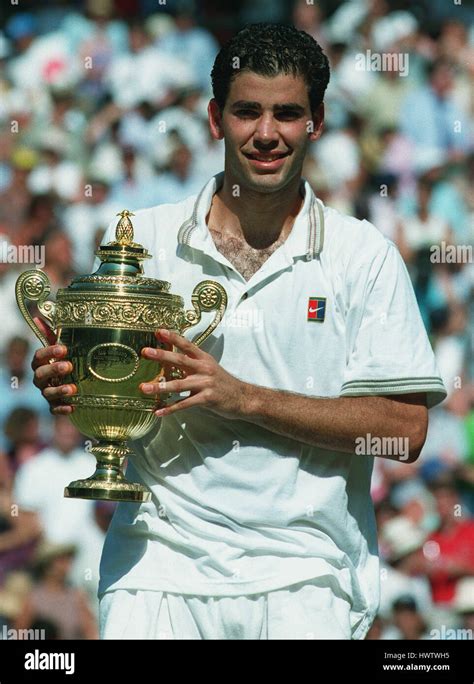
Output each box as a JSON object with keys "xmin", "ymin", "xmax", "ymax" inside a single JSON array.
[{"xmin": 15, "ymin": 211, "xmax": 227, "ymax": 503}]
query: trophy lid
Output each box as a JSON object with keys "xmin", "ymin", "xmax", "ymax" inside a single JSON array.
[{"xmin": 66, "ymin": 210, "xmax": 171, "ymax": 294}]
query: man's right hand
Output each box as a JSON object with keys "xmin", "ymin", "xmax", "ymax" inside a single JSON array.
[{"xmin": 31, "ymin": 316, "xmax": 77, "ymax": 415}]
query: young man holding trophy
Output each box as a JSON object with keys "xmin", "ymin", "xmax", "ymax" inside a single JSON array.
[{"xmin": 30, "ymin": 24, "xmax": 446, "ymax": 639}]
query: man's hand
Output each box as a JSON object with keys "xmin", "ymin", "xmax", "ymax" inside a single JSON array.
[
  {"xmin": 31, "ymin": 316, "xmax": 76, "ymax": 415},
  {"xmin": 140, "ymin": 329, "xmax": 248, "ymax": 419}
]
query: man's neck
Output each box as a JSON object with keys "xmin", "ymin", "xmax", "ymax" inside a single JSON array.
[{"xmin": 207, "ymin": 173, "xmax": 304, "ymax": 250}]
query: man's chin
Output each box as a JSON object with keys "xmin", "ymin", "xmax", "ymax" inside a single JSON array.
[{"xmin": 243, "ymin": 168, "xmax": 292, "ymax": 192}]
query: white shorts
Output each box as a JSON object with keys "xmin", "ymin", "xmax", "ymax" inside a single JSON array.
[{"xmin": 99, "ymin": 579, "xmax": 352, "ymax": 639}]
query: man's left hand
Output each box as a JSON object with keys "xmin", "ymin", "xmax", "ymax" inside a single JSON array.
[{"xmin": 140, "ymin": 329, "xmax": 248, "ymax": 419}]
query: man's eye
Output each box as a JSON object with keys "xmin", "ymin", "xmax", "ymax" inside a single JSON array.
[
  {"xmin": 235, "ymin": 109, "xmax": 259, "ymax": 118},
  {"xmin": 276, "ymin": 111, "xmax": 300, "ymax": 120}
]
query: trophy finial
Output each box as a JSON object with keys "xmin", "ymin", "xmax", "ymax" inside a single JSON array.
[
  {"xmin": 96, "ymin": 209, "xmax": 150, "ymax": 263},
  {"xmin": 115, "ymin": 210, "xmax": 135, "ymax": 245}
]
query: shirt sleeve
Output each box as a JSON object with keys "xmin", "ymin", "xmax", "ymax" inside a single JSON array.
[{"xmin": 340, "ymin": 237, "xmax": 447, "ymax": 409}]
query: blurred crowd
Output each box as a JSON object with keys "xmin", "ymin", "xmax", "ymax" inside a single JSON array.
[{"xmin": 0, "ymin": 0, "xmax": 473, "ymax": 640}]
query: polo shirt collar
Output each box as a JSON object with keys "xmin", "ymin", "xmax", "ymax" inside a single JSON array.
[{"xmin": 177, "ymin": 172, "xmax": 324, "ymax": 260}]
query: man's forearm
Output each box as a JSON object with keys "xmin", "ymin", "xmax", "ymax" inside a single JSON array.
[{"xmin": 238, "ymin": 383, "xmax": 427, "ymax": 461}]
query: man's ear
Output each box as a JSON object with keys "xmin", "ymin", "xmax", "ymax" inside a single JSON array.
[
  {"xmin": 208, "ymin": 99, "xmax": 225, "ymax": 140},
  {"xmin": 308, "ymin": 102, "xmax": 325, "ymax": 142}
]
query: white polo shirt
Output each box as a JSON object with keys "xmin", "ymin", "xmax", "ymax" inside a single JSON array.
[{"xmin": 97, "ymin": 172, "xmax": 446, "ymax": 639}]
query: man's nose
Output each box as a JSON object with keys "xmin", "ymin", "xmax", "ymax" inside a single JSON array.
[{"xmin": 253, "ymin": 113, "xmax": 279, "ymax": 147}]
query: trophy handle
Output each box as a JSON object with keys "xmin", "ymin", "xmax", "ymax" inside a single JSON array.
[
  {"xmin": 181, "ymin": 280, "xmax": 228, "ymax": 347},
  {"xmin": 15, "ymin": 270, "xmax": 57, "ymax": 347}
]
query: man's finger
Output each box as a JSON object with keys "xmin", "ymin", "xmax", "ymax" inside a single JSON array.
[
  {"xmin": 154, "ymin": 393, "xmax": 203, "ymax": 417},
  {"xmin": 43, "ymin": 384, "xmax": 77, "ymax": 401},
  {"xmin": 49, "ymin": 403, "xmax": 74, "ymax": 415},
  {"xmin": 34, "ymin": 361, "xmax": 73, "ymax": 388},
  {"xmin": 31, "ymin": 344, "xmax": 68, "ymax": 371},
  {"xmin": 141, "ymin": 347, "xmax": 200, "ymax": 371},
  {"xmin": 155, "ymin": 329, "xmax": 206, "ymax": 359},
  {"xmin": 140, "ymin": 376, "xmax": 203, "ymax": 396}
]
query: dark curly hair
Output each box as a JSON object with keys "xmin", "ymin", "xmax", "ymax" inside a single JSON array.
[{"xmin": 211, "ymin": 23, "xmax": 330, "ymax": 113}]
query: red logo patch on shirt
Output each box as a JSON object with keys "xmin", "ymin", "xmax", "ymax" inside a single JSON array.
[{"xmin": 307, "ymin": 297, "xmax": 326, "ymax": 322}]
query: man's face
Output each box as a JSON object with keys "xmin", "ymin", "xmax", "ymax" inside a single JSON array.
[{"xmin": 209, "ymin": 71, "xmax": 323, "ymax": 194}]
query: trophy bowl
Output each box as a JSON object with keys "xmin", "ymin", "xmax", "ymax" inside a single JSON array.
[{"xmin": 15, "ymin": 211, "xmax": 227, "ymax": 502}]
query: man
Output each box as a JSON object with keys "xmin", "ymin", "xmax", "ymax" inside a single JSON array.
[{"xmin": 31, "ymin": 24, "xmax": 446, "ymax": 639}]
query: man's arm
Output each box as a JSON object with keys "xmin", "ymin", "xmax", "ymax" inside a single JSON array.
[
  {"xmin": 140, "ymin": 329, "xmax": 428, "ymax": 462},
  {"xmin": 236, "ymin": 386, "xmax": 427, "ymax": 462}
]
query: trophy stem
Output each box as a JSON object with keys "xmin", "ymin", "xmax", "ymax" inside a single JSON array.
[{"xmin": 64, "ymin": 441, "xmax": 151, "ymax": 502}]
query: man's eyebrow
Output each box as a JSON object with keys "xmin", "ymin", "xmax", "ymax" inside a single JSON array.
[
  {"xmin": 230, "ymin": 101, "xmax": 306, "ymax": 112},
  {"xmin": 230, "ymin": 101, "xmax": 262, "ymax": 109},
  {"xmin": 274, "ymin": 103, "xmax": 306, "ymax": 113}
]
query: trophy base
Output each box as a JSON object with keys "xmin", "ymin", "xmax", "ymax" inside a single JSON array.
[
  {"xmin": 64, "ymin": 440, "xmax": 152, "ymax": 502},
  {"xmin": 64, "ymin": 477, "xmax": 151, "ymax": 503}
]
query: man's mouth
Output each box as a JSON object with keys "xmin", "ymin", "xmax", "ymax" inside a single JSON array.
[{"xmin": 244, "ymin": 152, "xmax": 289, "ymax": 161}]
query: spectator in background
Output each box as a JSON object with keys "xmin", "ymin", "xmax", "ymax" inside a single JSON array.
[
  {"xmin": 4, "ymin": 13, "xmax": 39, "ymax": 93},
  {"xmin": 452, "ymin": 577, "xmax": 474, "ymax": 636},
  {"xmin": 397, "ymin": 175, "xmax": 451, "ymax": 266},
  {"xmin": 0, "ymin": 336, "xmax": 50, "ymax": 453},
  {"xmin": 25, "ymin": 88, "xmax": 88, "ymax": 168},
  {"xmin": 0, "ymin": 150, "xmax": 35, "ymax": 229},
  {"xmin": 13, "ymin": 416, "xmax": 95, "ymax": 546},
  {"xmin": 27, "ymin": 133, "xmax": 82, "ymax": 203},
  {"xmin": 382, "ymin": 595, "xmax": 431, "ymax": 640},
  {"xmin": 0, "ymin": 247, "xmax": 38, "ymax": 351},
  {"xmin": 292, "ymin": 0, "xmax": 329, "ymax": 50},
  {"xmin": 71, "ymin": 501, "xmax": 116, "ymax": 620},
  {"xmin": 0, "ymin": 486, "xmax": 41, "ymax": 587},
  {"xmin": 431, "ymin": 304, "xmax": 469, "ymax": 402},
  {"xmin": 438, "ymin": 21, "xmax": 474, "ymax": 114},
  {"xmin": 14, "ymin": 193, "xmax": 58, "ymax": 249},
  {"xmin": 108, "ymin": 144, "xmax": 161, "ymax": 211},
  {"xmin": 379, "ymin": 515, "xmax": 433, "ymax": 623},
  {"xmin": 104, "ymin": 18, "xmax": 194, "ymax": 110},
  {"xmin": 401, "ymin": 160, "xmax": 471, "ymax": 245},
  {"xmin": 424, "ymin": 476, "xmax": 474, "ymax": 606},
  {"xmin": 389, "ymin": 479, "xmax": 438, "ymax": 535},
  {"xmin": 41, "ymin": 229, "xmax": 75, "ymax": 289},
  {"xmin": 365, "ymin": 173, "xmax": 401, "ymax": 242},
  {"xmin": 62, "ymin": 177, "xmax": 114, "ymax": 274},
  {"xmin": 61, "ymin": 0, "xmax": 129, "ymax": 105},
  {"xmin": 4, "ymin": 408, "xmax": 44, "ymax": 477},
  {"xmin": 158, "ymin": 1, "xmax": 219, "ymax": 93},
  {"xmin": 6, "ymin": 12, "xmax": 79, "ymax": 96},
  {"xmin": 357, "ymin": 59, "xmax": 413, "ymax": 138},
  {"xmin": 420, "ymin": 388, "xmax": 470, "ymax": 469},
  {"xmin": 399, "ymin": 59, "xmax": 471, "ymax": 162},
  {"xmin": 15, "ymin": 541, "xmax": 97, "ymax": 639},
  {"xmin": 0, "ymin": 571, "xmax": 33, "ymax": 628},
  {"xmin": 151, "ymin": 133, "xmax": 204, "ymax": 203}
]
